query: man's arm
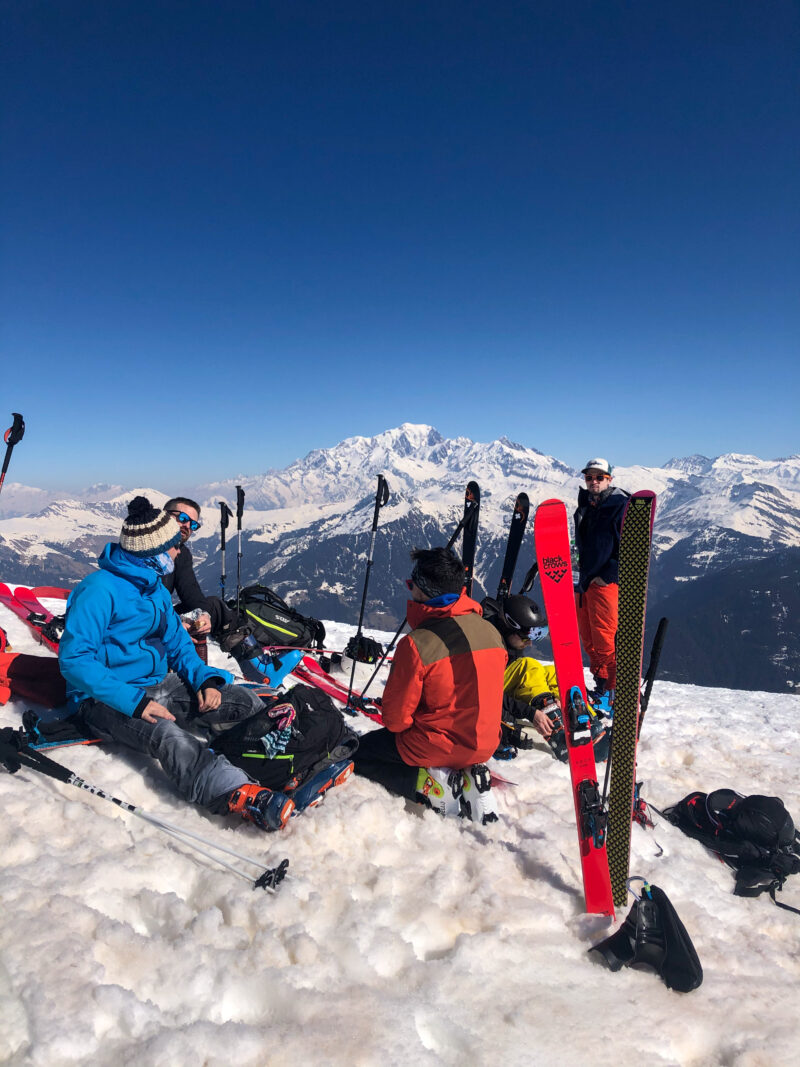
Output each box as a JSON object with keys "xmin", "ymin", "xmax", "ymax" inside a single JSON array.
[
  {"xmin": 170, "ymin": 545, "xmax": 212, "ymax": 613},
  {"xmin": 380, "ymin": 636, "xmax": 424, "ymax": 733},
  {"xmin": 160, "ymin": 590, "xmax": 234, "ymax": 693},
  {"xmin": 58, "ymin": 584, "xmax": 149, "ymax": 717}
]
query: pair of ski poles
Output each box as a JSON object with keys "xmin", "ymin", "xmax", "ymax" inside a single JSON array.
[
  {"xmin": 0, "ymin": 730, "xmax": 288, "ymax": 892},
  {"xmin": 219, "ymin": 485, "xmax": 245, "ymax": 605},
  {"xmin": 346, "ymin": 478, "xmax": 478, "ymax": 708}
]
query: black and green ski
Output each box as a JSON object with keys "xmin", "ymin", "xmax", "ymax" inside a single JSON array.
[{"xmin": 606, "ymin": 490, "xmax": 657, "ymax": 906}]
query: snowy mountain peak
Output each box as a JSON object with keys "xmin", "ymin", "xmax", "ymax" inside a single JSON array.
[{"xmin": 664, "ymin": 455, "xmax": 714, "ymax": 476}]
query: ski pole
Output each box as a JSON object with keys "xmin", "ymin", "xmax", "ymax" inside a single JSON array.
[
  {"xmin": 356, "ymin": 505, "xmax": 472, "ymax": 704},
  {"xmin": 219, "ymin": 501, "xmax": 233, "ymax": 600},
  {"xmin": 235, "ymin": 485, "xmax": 245, "ymax": 609},
  {"xmin": 638, "ymin": 617, "xmax": 669, "ymax": 733},
  {"xmin": 599, "ymin": 617, "xmax": 670, "ymax": 805},
  {"xmin": 0, "ymin": 732, "xmax": 289, "ymax": 891},
  {"xmin": 0, "ymin": 412, "xmax": 25, "ymax": 502},
  {"xmin": 346, "ymin": 474, "xmax": 390, "ymax": 708}
]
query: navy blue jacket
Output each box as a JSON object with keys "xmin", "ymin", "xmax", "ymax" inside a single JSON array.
[{"xmin": 574, "ymin": 486, "xmax": 630, "ymax": 593}]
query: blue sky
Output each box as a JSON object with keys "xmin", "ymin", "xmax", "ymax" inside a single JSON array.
[{"xmin": 2, "ymin": 1, "xmax": 798, "ymax": 490}]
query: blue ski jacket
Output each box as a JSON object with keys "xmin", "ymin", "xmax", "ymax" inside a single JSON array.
[
  {"xmin": 573, "ymin": 486, "xmax": 630, "ymax": 593},
  {"xmin": 59, "ymin": 543, "xmax": 233, "ymax": 717}
]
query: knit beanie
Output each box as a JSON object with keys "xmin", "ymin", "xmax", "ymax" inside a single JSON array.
[{"xmin": 120, "ymin": 496, "xmax": 182, "ymax": 557}]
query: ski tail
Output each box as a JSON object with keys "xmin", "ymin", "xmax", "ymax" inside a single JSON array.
[
  {"xmin": 0, "ymin": 584, "xmax": 60, "ymax": 653},
  {"xmin": 461, "ymin": 481, "xmax": 481, "ymax": 597},
  {"xmin": 496, "ymin": 492, "xmax": 530, "ymax": 600}
]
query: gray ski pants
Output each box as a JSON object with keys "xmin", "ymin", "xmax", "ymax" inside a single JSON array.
[{"xmin": 80, "ymin": 673, "xmax": 263, "ymax": 810}]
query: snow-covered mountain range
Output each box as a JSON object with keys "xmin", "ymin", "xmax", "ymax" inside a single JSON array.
[{"xmin": 1, "ymin": 424, "xmax": 799, "ymax": 691}]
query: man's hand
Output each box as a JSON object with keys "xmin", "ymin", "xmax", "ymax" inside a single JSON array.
[
  {"xmin": 198, "ymin": 687, "xmax": 222, "ymax": 712},
  {"xmin": 141, "ymin": 701, "xmax": 176, "ymax": 724},
  {"xmin": 591, "ymin": 577, "xmax": 608, "ymax": 587},
  {"xmin": 189, "ymin": 612, "xmax": 212, "ymax": 636},
  {"xmin": 533, "ymin": 708, "xmax": 555, "ymax": 738}
]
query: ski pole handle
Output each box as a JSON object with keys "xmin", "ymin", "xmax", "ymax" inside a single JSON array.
[
  {"xmin": 219, "ymin": 501, "xmax": 233, "ymax": 596},
  {"xmin": 0, "ymin": 412, "xmax": 25, "ymax": 492},
  {"xmin": 371, "ymin": 474, "xmax": 390, "ymax": 530}
]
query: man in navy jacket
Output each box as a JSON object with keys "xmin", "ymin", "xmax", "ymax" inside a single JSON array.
[{"xmin": 574, "ymin": 459, "xmax": 629, "ymax": 696}]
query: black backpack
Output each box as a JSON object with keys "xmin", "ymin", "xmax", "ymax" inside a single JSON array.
[
  {"xmin": 209, "ymin": 684, "xmax": 357, "ymax": 791},
  {"xmin": 236, "ymin": 585, "xmax": 326, "ymax": 650},
  {"xmin": 664, "ymin": 788, "xmax": 800, "ymax": 913}
]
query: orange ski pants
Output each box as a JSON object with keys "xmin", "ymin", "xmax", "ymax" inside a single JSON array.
[{"xmin": 576, "ymin": 582, "xmax": 618, "ymax": 689}]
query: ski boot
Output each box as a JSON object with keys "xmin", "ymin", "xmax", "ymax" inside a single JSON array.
[
  {"xmin": 589, "ymin": 714, "xmax": 611, "ymax": 763},
  {"xmin": 288, "ymin": 757, "xmax": 355, "ymax": 812},
  {"xmin": 539, "ymin": 702, "xmax": 568, "ymax": 763},
  {"xmin": 460, "ymin": 764, "xmax": 499, "ymax": 825},
  {"xmin": 228, "ymin": 783, "xmax": 295, "ymax": 831},
  {"xmin": 416, "ymin": 766, "xmax": 463, "ymax": 817}
]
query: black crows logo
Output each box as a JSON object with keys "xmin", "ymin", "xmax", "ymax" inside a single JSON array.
[{"xmin": 542, "ymin": 554, "xmax": 568, "ymax": 584}]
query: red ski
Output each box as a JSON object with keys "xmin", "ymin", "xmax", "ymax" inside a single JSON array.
[
  {"xmin": 292, "ymin": 655, "xmax": 384, "ymax": 724},
  {"xmin": 0, "ymin": 584, "xmax": 60, "ymax": 653},
  {"xmin": 14, "ymin": 586, "xmax": 68, "ymax": 652},
  {"xmin": 534, "ymin": 499, "xmax": 615, "ymax": 918}
]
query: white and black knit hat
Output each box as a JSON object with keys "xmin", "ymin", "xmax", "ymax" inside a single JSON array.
[{"xmin": 120, "ymin": 496, "xmax": 182, "ymax": 557}]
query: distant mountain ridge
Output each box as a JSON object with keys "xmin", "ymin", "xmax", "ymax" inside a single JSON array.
[{"xmin": 1, "ymin": 424, "xmax": 799, "ymax": 692}]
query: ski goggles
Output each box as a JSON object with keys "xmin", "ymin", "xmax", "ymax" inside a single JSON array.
[
  {"xmin": 527, "ymin": 625, "xmax": 549, "ymax": 643},
  {"xmin": 168, "ymin": 510, "xmax": 202, "ymax": 531}
]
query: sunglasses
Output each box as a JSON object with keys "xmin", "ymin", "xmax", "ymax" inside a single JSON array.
[
  {"xmin": 585, "ymin": 474, "xmax": 609, "ymax": 483},
  {"xmin": 168, "ymin": 510, "xmax": 202, "ymax": 531}
]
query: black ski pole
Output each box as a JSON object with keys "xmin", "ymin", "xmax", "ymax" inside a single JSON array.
[
  {"xmin": 600, "ymin": 616, "xmax": 670, "ymax": 804},
  {"xmin": 0, "ymin": 731, "xmax": 289, "ymax": 891},
  {"xmin": 0, "ymin": 413, "xmax": 25, "ymax": 501},
  {"xmin": 638, "ymin": 617, "xmax": 669, "ymax": 733},
  {"xmin": 346, "ymin": 474, "xmax": 390, "ymax": 708},
  {"xmin": 357, "ymin": 498, "xmax": 474, "ymax": 704},
  {"xmin": 235, "ymin": 485, "xmax": 245, "ymax": 608},
  {"xmin": 219, "ymin": 501, "xmax": 233, "ymax": 600}
]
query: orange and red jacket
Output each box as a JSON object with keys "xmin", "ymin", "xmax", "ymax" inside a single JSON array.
[{"xmin": 381, "ymin": 593, "xmax": 507, "ymax": 768}]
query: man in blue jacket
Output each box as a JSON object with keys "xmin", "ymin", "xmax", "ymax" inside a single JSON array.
[{"xmin": 58, "ymin": 496, "xmax": 294, "ymax": 830}]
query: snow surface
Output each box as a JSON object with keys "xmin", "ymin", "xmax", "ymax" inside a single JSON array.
[{"xmin": 2, "ymin": 604, "xmax": 800, "ymax": 1067}]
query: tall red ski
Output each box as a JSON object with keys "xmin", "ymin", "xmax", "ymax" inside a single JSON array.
[{"xmin": 534, "ymin": 499, "xmax": 614, "ymax": 917}]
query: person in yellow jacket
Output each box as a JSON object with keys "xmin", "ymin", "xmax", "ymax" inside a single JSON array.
[
  {"xmin": 483, "ymin": 594, "xmax": 611, "ymax": 763},
  {"xmin": 481, "ymin": 596, "xmax": 563, "ymax": 752}
]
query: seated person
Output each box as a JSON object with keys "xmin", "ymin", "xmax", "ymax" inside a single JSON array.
[
  {"xmin": 58, "ymin": 496, "xmax": 294, "ymax": 831},
  {"xmin": 162, "ymin": 496, "xmax": 235, "ymax": 638},
  {"xmin": 483, "ymin": 595, "xmax": 609, "ymax": 763},
  {"xmin": 352, "ymin": 547, "xmax": 507, "ymax": 824}
]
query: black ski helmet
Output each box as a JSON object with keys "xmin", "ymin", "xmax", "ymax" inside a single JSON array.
[{"xmin": 500, "ymin": 595, "xmax": 548, "ymax": 641}]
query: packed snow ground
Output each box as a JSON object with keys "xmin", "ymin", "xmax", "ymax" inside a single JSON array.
[{"xmin": 2, "ymin": 603, "xmax": 800, "ymax": 1067}]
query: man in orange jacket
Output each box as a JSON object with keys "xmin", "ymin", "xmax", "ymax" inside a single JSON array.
[{"xmin": 352, "ymin": 546, "xmax": 507, "ymax": 824}]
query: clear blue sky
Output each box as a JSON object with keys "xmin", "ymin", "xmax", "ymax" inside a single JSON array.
[{"xmin": 2, "ymin": 1, "xmax": 798, "ymax": 490}]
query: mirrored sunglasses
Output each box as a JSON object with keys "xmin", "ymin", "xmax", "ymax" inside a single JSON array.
[{"xmin": 168, "ymin": 510, "xmax": 201, "ymax": 531}]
